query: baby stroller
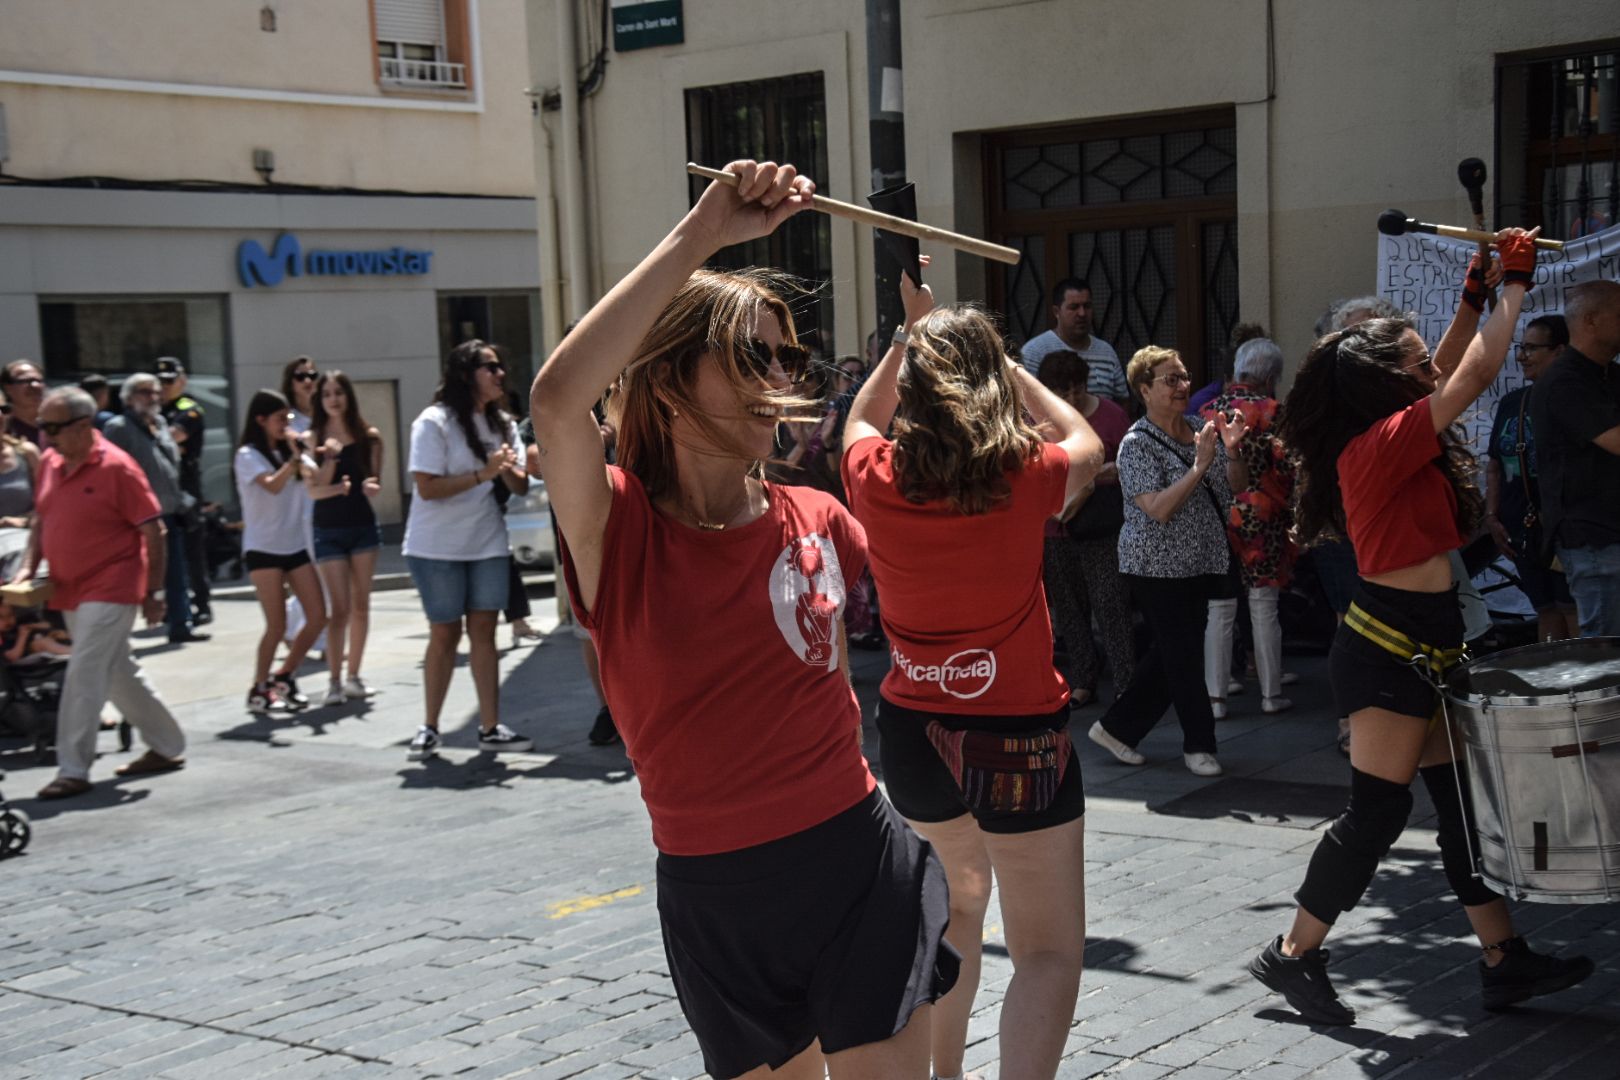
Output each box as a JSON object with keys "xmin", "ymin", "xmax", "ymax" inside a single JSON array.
[
  {"xmin": 0, "ymin": 773, "xmax": 30, "ymax": 858},
  {"xmin": 0, "ymin": 653, "xmax": 71, "ymax": 763}
]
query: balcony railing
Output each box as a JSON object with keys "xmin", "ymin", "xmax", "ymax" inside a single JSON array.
[{"xmin": 379, "ymin": 57, "xmax": 467, "ymax": 88}]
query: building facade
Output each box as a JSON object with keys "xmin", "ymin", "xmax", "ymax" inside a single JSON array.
[
  {"xmin": 0, "ymin": 0, "xmax": 540, "ymax": 517},
  {"xmin": 524, "ymin": 0, "xmax": 1618, "ymax": 381}
]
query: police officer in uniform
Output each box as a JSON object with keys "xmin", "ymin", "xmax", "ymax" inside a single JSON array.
[{"xmin": 157, "ymin": 358, "xmax": 212, "ymax": 625}]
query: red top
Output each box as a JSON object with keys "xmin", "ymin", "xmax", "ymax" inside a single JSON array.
[
  {"xmin": 37, "ymin": 433, "xmax": 163, "ymax": 610},
  {"xmin": 1338, "ymin": 397, "xmax": 1465, "ymax": 576},
  {"xmin": 562, "ymin": 466, "xmax": 875, "ymax": 856},
  {"xmin": 842, "ymin": 436, "xmax": 1070, "ymax": 715}
]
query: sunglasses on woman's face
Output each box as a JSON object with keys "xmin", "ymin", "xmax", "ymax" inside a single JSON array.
[
  {"xmin": 293, "ymin": 370, "xmax": 319, "ymax": 383},
  {"xmin": 739, "ymin": 339, "xmax": 810, "ymax": 384},
  {"xmin": 479, "ymin": 360, "xmax": 505, "ymax": 374},
  {"xmin": 0, "ymin": 404, "xmax": 11, "ymax": 416}
]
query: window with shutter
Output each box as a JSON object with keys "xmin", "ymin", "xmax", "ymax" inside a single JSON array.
[{"xmin": 374, "ymin": 0, "xmax": 467, "ymax": 88}]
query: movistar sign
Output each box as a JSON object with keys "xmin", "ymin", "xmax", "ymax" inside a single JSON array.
[{"xmin": 237, "ymin": 233, "xmax": 433, "ymax": 288}]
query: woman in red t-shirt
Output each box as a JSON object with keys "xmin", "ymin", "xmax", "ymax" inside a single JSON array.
[
  {"xmin": 1249, "ymin": 228, "xmax": 1591, "ymax": 1025},
  {"xmin": 532, "ymin": 161, "xmax": 956, "ymax": 1080},
  {"xmin": 842, "ymin": 269, "xmax": 1103, "ymax": 1080}
]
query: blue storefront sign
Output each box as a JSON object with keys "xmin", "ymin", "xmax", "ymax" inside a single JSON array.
[{"xmin": 237, "ymin": 233, "xmax": 433, "ymax": 288}]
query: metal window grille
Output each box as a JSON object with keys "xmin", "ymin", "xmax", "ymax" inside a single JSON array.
[
  {"xmin": 1498, "ymin": 43, "xmax": 1619, "ymax": 240},
  {"xmin": 685, "ymin": 73, "xmax": 834, "ymax": 349}
]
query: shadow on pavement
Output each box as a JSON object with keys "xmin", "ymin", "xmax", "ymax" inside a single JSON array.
[
  {"xmin": 395, "ymin": 750, "xmax": 634, "ymax": 790},
  {"xmin": 215, "ymin": 699, "xmax": 376, "ymax": 741}
]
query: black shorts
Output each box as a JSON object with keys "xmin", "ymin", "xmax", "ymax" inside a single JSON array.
[
  {"xmin": 1330, "ymin": 579, "xmax": 1463, "ymax": 720},
  {"xmin": 656, "ymin": 789, "xmax": 959, "ymax": 1080},
  {"xmin": 243, "ymin": 549, "xmax": 311, "ymax": 573},
  {"xmin": 876, "ymin": 698, "xmax": 1086, "ymax": 833}
]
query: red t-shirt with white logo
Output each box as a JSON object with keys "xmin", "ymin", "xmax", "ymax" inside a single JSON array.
[
  {"xmin": 1338, "ymin": 397, "xmax": 1465, "ymax": 576},
  {"xmin": 842, "ymin": 435, "xmax": 1070, "ymax": 715},
  {"xmin": 562, "ymin": 466, "xmax": 876, "ymax": 856}
]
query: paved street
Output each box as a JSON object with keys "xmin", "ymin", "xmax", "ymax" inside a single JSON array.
[{"xmin": 1, "ymin": 580, "xmax": 1616, "ymax": 1079}]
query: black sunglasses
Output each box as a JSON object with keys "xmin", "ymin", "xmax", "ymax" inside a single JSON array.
[
  {"xmin": 292, "ymin": 370, "xmax": 320, "ymax": 382},
  {"xmin": 478, "ymin": 360, "xmax": 505, "ymax": 373},
  {"xmin": 739, "ymin": 339, "xmax": 810, "ymax": 384},
  {"xmin": 0, "ymin": 404, "xmax": 11, "ymax": 416},
  {"xmin": 40, "ymin": 416, "xmax": 90, "ymax": 437}
]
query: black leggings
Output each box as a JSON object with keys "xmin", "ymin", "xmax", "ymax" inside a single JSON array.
[{"xmin": 1097, "ymin": 574, "xmax": 1223, "ymax": 755}]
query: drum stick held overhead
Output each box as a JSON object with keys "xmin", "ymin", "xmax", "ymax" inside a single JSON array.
[{"xmin": 687, "ymin": 163, "xmax": 1022, "ymax": 266}]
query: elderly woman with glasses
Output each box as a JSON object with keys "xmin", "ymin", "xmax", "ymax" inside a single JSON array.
[
  {"xmin": 1199, "ymin": 337, "xmax": 1298, "ymax": 718},
  {"xmin": 1086, "ymin": 346, "xmax": 1248, "ymax": 777}
]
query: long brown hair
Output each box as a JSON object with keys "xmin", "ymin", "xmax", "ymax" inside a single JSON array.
[
  {"xmin": 891, "ymin": 306, "xmax": 1043, "ymax": 514},
  {"xmin": 607, "ymin": 268, "xmax": 814, "ymax": 500},
  {"xmin": 311, "ymin": 370, "xmax": 376, "ymax": 471},
  {"xmin": 1280, "ymin": 317, "xmax": 1483, "ymax": 545}
]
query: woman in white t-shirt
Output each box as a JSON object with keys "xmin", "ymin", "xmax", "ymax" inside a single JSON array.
[
  {"xmin": 402, "ymin": 340, "xmax": 532, "ymax": 761},
  {"xmin": 234, "ymin": 389, "xmax": 327, "ymax": 715}
]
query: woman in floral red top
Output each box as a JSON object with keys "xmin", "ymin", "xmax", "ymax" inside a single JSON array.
[{"xmin": 1199, "ymin": 337, "xmax": 1297, "ymax": 716}]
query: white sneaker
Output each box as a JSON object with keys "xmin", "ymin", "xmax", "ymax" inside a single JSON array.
[
  {"xmin": 322, "ymin": 682, "xmax": 345, "ymax": 707},
  {"xmin": 1210, "ymin": 697, "xmax": 1229, "ymax": 720},
  {"xmin": 1227, "ymin": 679, "xmax": 1245, "ymax": 695},
  {"xmin": 407, "ymin": 726, "xmax": 440, "ymax": 761},
  {"xmin": 1262, "ymin": 696, "xmax": 1293, "ymax": 715},
  {"xmin": 1280, "ymin": 672, "xmax": 1299, "ymax": 686},
  {"xmin": 1088, "ymin": 721, "xmax": 1146, "ymax": 766},
  {"xmin": 342, "ymin": 677, "xmax": 376, "ymax": 700},
  {"xmin": 1184, "ymin": 752, "xmax": 1223, "ymax": 777}
]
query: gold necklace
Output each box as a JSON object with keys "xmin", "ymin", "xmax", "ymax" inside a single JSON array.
[{"xmin": 680, "ymin": 481, "xmax": 760, "ymax": 531}]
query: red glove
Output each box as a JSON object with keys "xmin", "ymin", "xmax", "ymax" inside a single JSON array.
[
  {"xmin": 1461, "ymin": 252, "xmax": 1489, "ymax": 313},
  {"xmin": 1497, "ymin": 231, "xmax": 1537, "ymax": 290}
]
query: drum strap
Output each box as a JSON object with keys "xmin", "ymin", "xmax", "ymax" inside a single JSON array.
[{"xmin": 1344, "ymin": 602, "xmax": 1466, "ymax": 681}]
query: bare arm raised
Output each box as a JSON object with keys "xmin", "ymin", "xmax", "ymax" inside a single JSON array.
[
  {"xmin": 1430, "ymin": 227, "xmax": 1538, "ymax": 434},
  {"xmin": 531, "ymin": 161, "xmax": 815, "ymax": 614}
]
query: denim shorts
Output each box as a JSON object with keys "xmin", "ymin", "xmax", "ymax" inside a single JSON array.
[
  {"xmin": 314, "ymin": 523, "xmax": 382, "ymax": 563},
  {"xmin": 406, "ymin": 555, "xmax": 511, "ymax": 624}
]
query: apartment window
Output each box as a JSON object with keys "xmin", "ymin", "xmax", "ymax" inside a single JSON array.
[
  {"xmin": 374, "ymin": 0, "xmax": 471, "ymax": 90},
  {"xmin": 686, "ymin": 73, "xmax": 834, "ymax": 352},
  {"xmin": 1498, "ymin": 42, "xmax": 1619, "ymax": 239},
  {"xmin": 37, "ymin": 295, "xmax": 237, "ymax": 509}
]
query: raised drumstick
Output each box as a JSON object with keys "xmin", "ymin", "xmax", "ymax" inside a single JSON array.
[{"xmin": 687, "ymin": 163, "xmax": 1021, "ymax": 265}]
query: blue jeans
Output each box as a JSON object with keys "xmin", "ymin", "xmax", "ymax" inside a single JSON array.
[
  {"xmin": 164, "ymin": 513, "xmax": 191, "ymax": 637},
  {"xmin": 406, "ymin": 555, "xmax": 510, "ymax": 625},
  {"xmin": 1556, "ymin": 543, "xmax": 1620, "ymax": 637}
]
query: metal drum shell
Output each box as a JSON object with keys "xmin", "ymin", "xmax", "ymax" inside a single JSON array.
[{"xmin": 1443, "ymin": 637, "xmax": 1620, "ymax": 905}]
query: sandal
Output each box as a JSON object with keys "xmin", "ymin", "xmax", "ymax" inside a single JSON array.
[{"xmin": 36, "ymin": 776, "xmax": 93, "ymax": 800}]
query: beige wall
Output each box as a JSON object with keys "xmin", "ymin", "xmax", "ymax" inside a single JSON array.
[
  {"xmin": 0, "ymin": 0, "xmax": 537, "ymax": 196},
  {"xmin": 527, "ymin": 0, "xmax": 1620, "ymax": 374}
]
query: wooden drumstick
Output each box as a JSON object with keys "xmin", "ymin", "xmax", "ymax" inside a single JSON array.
[{"xmin": 687, "ymin": 163, "xmax": 1022, "ymax": 265}]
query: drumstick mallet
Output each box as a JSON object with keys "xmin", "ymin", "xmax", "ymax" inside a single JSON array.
[
  {"xmin": 687, "ymin": 163, "xmax": 1021, "ymax": 265},
  {"xmin": 1378, "ymin": 208, "xmax": 1565, "ymax": 251},
  {"xmin": 1457, "ymin": 158, "xmax": 1498, "ymax": 310}
]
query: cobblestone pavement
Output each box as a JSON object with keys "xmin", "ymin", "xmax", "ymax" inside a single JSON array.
[{"xmin": 1, "ymin": 586, "xmax": 1616, "ymax": 1078}]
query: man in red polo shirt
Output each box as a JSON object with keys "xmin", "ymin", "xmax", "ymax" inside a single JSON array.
[{"xmin": 12, "ymin": 388, "xmax": 187, "ymax": 800}]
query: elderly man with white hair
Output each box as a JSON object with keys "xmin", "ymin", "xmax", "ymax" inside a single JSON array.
[
  {"xmin": 12, "ymin": 387, "xmax": 187, "ymax": 800},
  {"xmin": 1200, "ymin": 337, "xmax": 1300, "ymax": 718},
  {"xmin": 104, "ymin": 373, "xmax": 207, "ymax": 645}
]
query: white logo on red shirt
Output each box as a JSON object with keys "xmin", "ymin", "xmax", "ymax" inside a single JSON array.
[
  {"xmin": 890, "ymin": 644, "xmax": 998, "ymax": 700},
  {"xmin": 770, "ymin": 534, "xmax": 845, "ymax": 668}
]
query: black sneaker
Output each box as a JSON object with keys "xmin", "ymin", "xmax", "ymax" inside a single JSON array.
[
  {"xmin": 270, "ymin": 673, "xmax": 309, "ymax": 710},
  {"xmin": 1480, "ymin": 937, "xmax": 1594, "ymax": 1011},
  {"xmin": 246, "ymin": 682, "xmax": 280, "ymax": 716},
  {"xmin": 1248, "ymin": 935, "xmax": 1356, "ymax": 1026},
  {"xmin": 477, "ymin": 723, "xmax": 533, "ymax": 753},
  {"xmin": 588, "ymin": 706, "xmax": 620, "ymax": 746}
]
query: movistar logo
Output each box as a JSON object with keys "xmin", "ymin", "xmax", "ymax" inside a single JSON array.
[
  {"xmin": 238, "ymin": 234, "xmax": 302, "ymax": 287},
  {"xmin": 236, "ymin": 233, "xmax": 434, "ymax": 288}
]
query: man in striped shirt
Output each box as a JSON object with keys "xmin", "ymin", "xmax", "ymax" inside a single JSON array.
[{"xmin": 1018, "ymin": 277, "xmax": 1129, "ymax": 405}]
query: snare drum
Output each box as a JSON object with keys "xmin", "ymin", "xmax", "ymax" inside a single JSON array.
[{"xmin": 1444, "ymin": 637, "xmax": 1620, "ymax": 904}]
